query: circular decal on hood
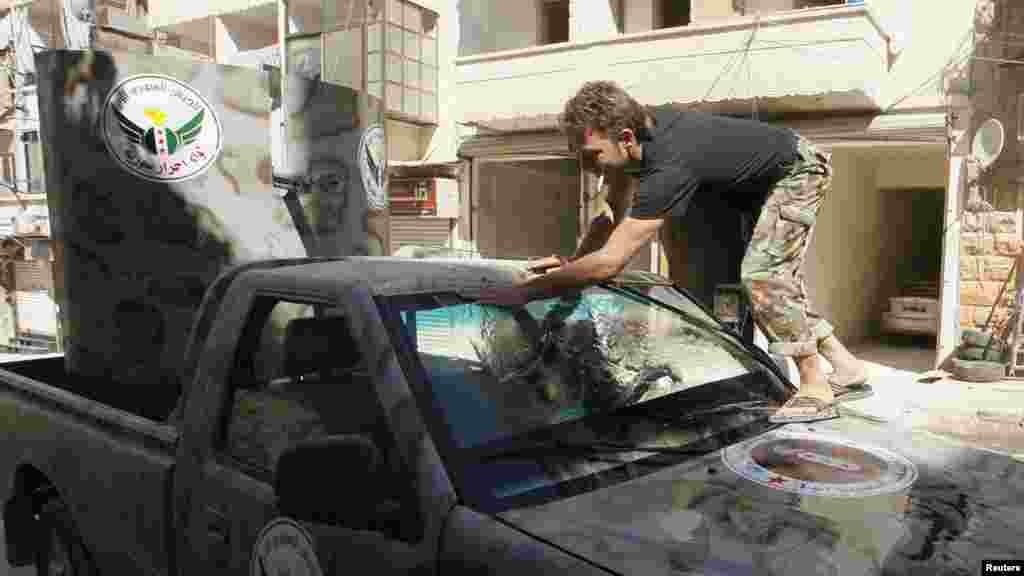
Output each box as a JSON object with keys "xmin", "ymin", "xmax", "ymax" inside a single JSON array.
[
  {"xmin": 721, "ymin": 429, "xmax": 917, "ymax": 498},
  {"xmin": 102, "ymin": 74, "xmax": 223, "ymax": 183},
  {"xmin": 359, "ymin": 124, "xmax": 387, "ymax": 211},
  {"xmin": 250, "ymin": 518, "xmax": 323, "ymax": 576}
]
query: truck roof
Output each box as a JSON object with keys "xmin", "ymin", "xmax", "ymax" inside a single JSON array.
[{"xmin": 239, "ymin": 256, "xmax": 673, "ymax": 299}]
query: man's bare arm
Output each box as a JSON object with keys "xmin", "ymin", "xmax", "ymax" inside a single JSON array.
[{"xmin": 571, "ymin": 171, "xmax": 633, "ymax": 261}]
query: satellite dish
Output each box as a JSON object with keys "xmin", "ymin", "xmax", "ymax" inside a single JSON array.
[{"xmin": 972, "ymin": 118, "xmax": 1005, "ymax": 170}]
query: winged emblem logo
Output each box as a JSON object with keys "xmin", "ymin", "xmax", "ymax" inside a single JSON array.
[
  {"xmin": 101, "ymin": 74, "xmax": 223, "ymax": 183},
  {"xmin": 113, "ymin": 97, "xmax": 204, "ymax": 158}
]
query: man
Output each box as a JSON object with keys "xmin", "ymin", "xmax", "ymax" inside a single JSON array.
[{"xmin": 477, "ymin": 80, "xmax": 870, "ymax": 423}]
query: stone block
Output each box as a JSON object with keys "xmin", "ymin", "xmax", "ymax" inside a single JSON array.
[
  {"xmin": 977, "ymin": 305, "xmax": 1012, "ymax": 330},
  {"xmin": 962, "ymin": 212, "xmax": 985, "ymax": 232},
  {"xmin": 987, "ymin": 211, "xmax": 1018, "ymax": 235},
  {"xmin": 960, "ymin": 281, "xmax": 1003, "ymax": 306},
  {"xmin": 993, "ymin": 234, "xmax": 1022, "ymax": 257},
  {"xmin": 982, "ymin": 256, "xmax": 1014, "ymax": 281},
  {"xmin": 960, "ymin": 233, "xmax": 994, "ymax": 256},
  {"xmin": 961, "ymin": 256, "xmax": 981, "ymax": 281},
  {"xmin": 960, "ymin": 306, "xmax": 979, "ymax": 328}
]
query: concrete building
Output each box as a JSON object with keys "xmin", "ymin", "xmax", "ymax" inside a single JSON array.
[
  {"xmin": 0, "ymin": 0, "xmax": 148, "ymax": 349},
  {"xmin": 451, "ymin": 0, "xmax": 992, "ymax": 369},
  {"xmin": 4, "ymin": 0, "xmax": 1022, "ymax": 373},
  {"xmin": 949, "ymin": 0, "xmax": 1024, "ymax": 375},
  {"xmin": 0, "ymin": 0, "xmax": 462, "ymax": 346}
]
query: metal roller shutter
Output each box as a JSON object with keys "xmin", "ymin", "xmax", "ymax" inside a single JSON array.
[
  {"xmin": 389, "ymin": 216, "xmax": 453, "ymax": 254},
  {"xmin": 13, "ymin": 260, "xmax": 51, "ymax": 292}
]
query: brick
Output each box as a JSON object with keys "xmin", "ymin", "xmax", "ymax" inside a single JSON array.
[
  {"xmin": 962, "ymin": 212, "xmax": 985, "ymax": 232},
  {"xmin": 960, "ymin": 233, "xmax": 995, "ymax": 256},
  {"xmin": 976, "ymin": 305, "xmax": 1012, "ymax": 329},
  {"xmin": 987, "ymin": 211, "xmax": 1018, "ymax": 235},
  {"xmin": 961, "ymin": 256, "xmax": 982, "ymax": 280},
  {"xmin": 960, "ymin": 281, "xmax": 1004, "ymax": 306},
  {"xmin": 993, "ymin": 234, "xmax": 1022, "ymax": 257},
  {"xmin": 982, "ymin": 256, "xmax": 1014, "ymax": 281}
]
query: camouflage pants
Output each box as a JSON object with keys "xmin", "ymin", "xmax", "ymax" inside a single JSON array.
[{"xmin": 741, "ymin": 134, "xmax": 834, "ymax": 357}]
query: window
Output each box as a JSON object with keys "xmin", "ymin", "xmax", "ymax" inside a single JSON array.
[
  {"xmin": 394, "ymin": 287, "xmax": 756, "ymax": 450},
  {"xmin": 540, "ymin": 0, "xmax": 570, "ymax": 45},
  {"xmin": 21, "ymin": 131, "xmax": 42, "ymax": 194},
  {"xmin": 222, "ymin": 297, "xmax": 422, "ymax": 542},
  {"xmin": 655, "ymin": 0, "xmax": 691, "ymax": 29},
  {"xmin": 362, "ymin": 0, "xmax": 439, "ymax": 123},
  {"xmin": 388, "ymin": 285, "xmax": 772, "ymax": 510}
]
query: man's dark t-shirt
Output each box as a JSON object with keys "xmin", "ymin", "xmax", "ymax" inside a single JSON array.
[{"xmin": 623, "ymin": 106, "xmax": 800, "ymax": 220}]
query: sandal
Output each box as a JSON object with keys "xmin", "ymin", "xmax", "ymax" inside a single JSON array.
[
  {"xmin": 828, "ymin": 375, "xmax": 873, "ymax": 403},
  {"xmin": 769, "ymin": 396, "xmax": 840, "ymax": 424}
]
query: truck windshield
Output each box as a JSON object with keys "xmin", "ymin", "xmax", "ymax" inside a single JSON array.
[{"xmin": 385, "ymin": 285, "xmax": 779, "ymax": 510}]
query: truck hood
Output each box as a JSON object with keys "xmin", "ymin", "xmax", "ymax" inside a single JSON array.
[{"xmin": 495, "ymin": 419, "xmax": 1024, "ymax": 576}]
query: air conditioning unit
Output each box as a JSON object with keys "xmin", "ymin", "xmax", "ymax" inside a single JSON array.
[{"xmin": 388, "ymin": 177, "xmax": 460, "ymax": 218}]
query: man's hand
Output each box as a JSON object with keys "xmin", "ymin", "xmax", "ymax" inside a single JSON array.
[{"xmin": 527, "ymin": 255, "xmax": 567, "ymax": 274}]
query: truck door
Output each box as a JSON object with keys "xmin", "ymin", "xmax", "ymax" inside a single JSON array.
[{"xmin": 179, "ymin": 294, "xmax": 427, "ymax": 574}]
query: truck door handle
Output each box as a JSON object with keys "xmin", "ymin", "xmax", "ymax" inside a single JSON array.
[{"xmin": 206, "ymin": 507, "xmax": 230, "ymax": 546}]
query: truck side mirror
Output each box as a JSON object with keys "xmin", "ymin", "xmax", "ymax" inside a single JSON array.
[{"xmin": 275, "ymin": 435, "xmax": 392, "ymax": 531}]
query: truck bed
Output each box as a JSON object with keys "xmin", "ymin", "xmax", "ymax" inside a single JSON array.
[
  {"xmin": 0, "ymin": 355, "xmax": 180, "ymax": 423},
  {"xmin": 0, "ymin": 355, "xmax": 180, "ymax": 574}
]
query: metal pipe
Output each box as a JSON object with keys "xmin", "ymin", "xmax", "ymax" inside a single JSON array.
[{"xmin": 278, "ymin": 0, "xmax": 288, "ymax": 168}]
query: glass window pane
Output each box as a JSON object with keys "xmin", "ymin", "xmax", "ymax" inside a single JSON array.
[
  {"xmin": 322, "ymin": 29, "xmax": 362, "ymax": 89},
  {"xmin": 386, "ymin": 52, "xmax": 402, "ymax": 83},
  {"xmin": 368, "ymin": 22, "xmax": 382, "ymax": 51},
  {"xmin": 388, "ymin": 24, "xmax": 404, "ymax": 56},
  {"xmin": 386, "ymin": 82, "xmax": 402, "ymax": 112},
  {"xmin": 404, "ymin": 30, "xmax": 420, "ymax": 60},
  {"xmin": 404, "ymin": 1, "xmax": 422, "ymax": 33},
  {"xmin": 422, "ymin": 65, "xmax": 436, "ymax": 92},
  {"xmin": 422, "ymin": 36, "xmax": 436, "ymax": 66},
  {"xmin": 401, "ymin": 287, "xmax": 756, "ymax": 450},
  {"xmin": 404, "ymin": 58, "xmax": 419, "ymax": 89},
  {"xmin": 403, "ymin": 87, "xmax": 420, "ymax": 117},
  {"xmin": 368, "ymin": 52, "xmax": 383, "ymax": 83},
  {"xmin": 368, "ymin": 81, "xmax": 383, "ymax": 100},
  {"xmin": 388, "ymin": 0, "xmax": 403, "ymax": 25},
  {"xmin": 421, "ymin": 91, "xmax": 436, "ymax": 122}
]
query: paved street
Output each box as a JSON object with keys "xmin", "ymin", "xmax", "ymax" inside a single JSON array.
[{"xmin": 830, "ymin": 343, "xmax": 1024, "ymax": 455}]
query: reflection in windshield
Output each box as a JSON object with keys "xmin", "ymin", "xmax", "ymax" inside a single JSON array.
[{"xmin": 397, "ymin": 286, "xmax": 757, "ymax": 450}]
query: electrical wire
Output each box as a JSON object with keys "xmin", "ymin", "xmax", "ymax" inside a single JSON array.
[
  {"xmin": 883, "ymin": 50, "xmax": 975, "ymax": 113},
  {"xmin": 700, "ymin": 15, "xmax": 760, "ymax": 104}
]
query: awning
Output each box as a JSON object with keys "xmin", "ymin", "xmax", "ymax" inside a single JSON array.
[{"xmin": 388, "ymin": 160, "xmax": 462, "ymax": 180}]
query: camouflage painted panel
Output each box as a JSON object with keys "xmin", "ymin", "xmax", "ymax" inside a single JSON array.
[{"xmin": 36, "ymin": 49, "xmax": 305, "ymax": 387}]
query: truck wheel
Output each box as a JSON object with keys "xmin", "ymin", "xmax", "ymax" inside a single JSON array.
[{"xmin": 35, "ymin": 499, "xmax": 97, "ymax": 576}]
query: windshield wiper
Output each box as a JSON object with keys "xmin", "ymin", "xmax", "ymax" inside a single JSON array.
[
  {"xmin": 477, "ymin": 401, "xmax": 779, "ymax": 464},
  {"xmin": 477, "ymin": 438, "xmax": 713, "ymax": 464}
]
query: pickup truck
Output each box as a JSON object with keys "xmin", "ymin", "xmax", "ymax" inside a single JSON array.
[{"xmin": 2, "ymin": 256, "xmax": 1023, "ymax": 576}]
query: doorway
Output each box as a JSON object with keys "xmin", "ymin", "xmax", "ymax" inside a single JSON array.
[{"xmin": 472, "ymin": 157, "xmax": 580, "ymax": 260}]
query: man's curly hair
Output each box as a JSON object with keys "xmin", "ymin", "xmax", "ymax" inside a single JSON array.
[{"xmin": 559, "ymin": 81, "xmax": 650, "ymax": 150}]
